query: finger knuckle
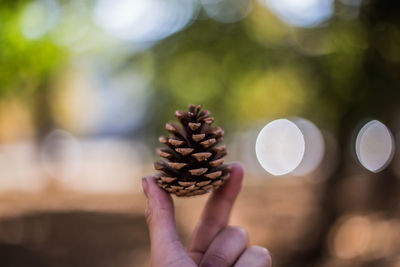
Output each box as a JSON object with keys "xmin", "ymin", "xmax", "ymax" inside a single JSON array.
[
  {"xmin": 227, "ymin": 226, "xmax": 248, "ymax": 242},
  {"xmin": 145, "ymin": 203, "xmax": 171, "ymax": 226},
  {"xmin": 201, "ymin": 252, "xmax": 229, "ymax": 267},
  {"xmin": 249, "ymin": 246, "xmax": 272, "ymax": 266},
  {"xmin": 145, "ymin": 206, "xmax": 154, "ymax": 225},
  {"xmin": 163, "ymin": 256, "xmax": 194, "ymax": 267}
]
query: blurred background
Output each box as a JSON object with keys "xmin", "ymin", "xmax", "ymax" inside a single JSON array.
[{"xmin": 0, "ymin": 0, "xmax": 400, "ymax": 266}]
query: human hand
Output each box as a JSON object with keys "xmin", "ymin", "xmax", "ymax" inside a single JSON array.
[{"xmin": 142, "ymin": 163, "xmax": 272, "ymax": 267}]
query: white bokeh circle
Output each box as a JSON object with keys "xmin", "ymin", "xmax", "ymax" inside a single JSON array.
[
  {"xmin": 355, "ymin": 120, "xmax": 394, "ymax": 173},
  {"xmin": 292, "ymin": 118, "xmax": 325, "ymax": 176},
  {"xmin": 255, "ymin": 119, "xmax": 305, "ymax": 176}
]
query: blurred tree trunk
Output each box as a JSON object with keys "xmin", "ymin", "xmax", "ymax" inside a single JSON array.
[{"xmin": 31, "ymin": 77, "xmax": 54, "ymax": 143}]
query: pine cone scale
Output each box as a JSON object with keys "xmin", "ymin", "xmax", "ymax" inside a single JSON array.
[{"xmin": 154, "ymin": 104, "xmax": 231, "ymax": 197}]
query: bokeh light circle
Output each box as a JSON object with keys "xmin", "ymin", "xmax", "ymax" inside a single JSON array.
[
  {"xmin": 292, "ymin": 118, "xmax": 325, "ymax": 176},
  {"xmin": 20, "ymin": 0, "xmax": 60, "ymax": 40},
  {"xmin": 255, "ymin": 119, "xmax": 305, "ymax": 176},
  {"xmin": 355, "ymin": 120, "xmax": 394, "ymax": 173},
  {"xmin": 93, "ymin": 0, "xmax": 198, "ymax": 43},
  {"xmin": 201, "ymin": 0, "xmax": 252, "ymax": 23},
  {"xmin": 329, "ymin": 215, "xmax": 372, "ymax": 259},
  {"xmin": 259, "ymin": 0, "xmax": 333, "ymax": 28}
]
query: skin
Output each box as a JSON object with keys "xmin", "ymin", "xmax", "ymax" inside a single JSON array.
[{"xmin": 142, "ymin": 163, "xmax": 272, "ymax": 267}]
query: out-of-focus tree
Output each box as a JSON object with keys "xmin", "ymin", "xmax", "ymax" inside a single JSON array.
[
  {"xmin": 145, "ymin": 0, "xmax": 399, "ymax": 133},
  {"xmin": 0, "ymin": 0, "xmax": 65, "ymax": 139}
]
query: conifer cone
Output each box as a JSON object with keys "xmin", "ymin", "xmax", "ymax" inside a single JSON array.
[{"xmin": 154, "ymin": 104, "xmax": 231, "ymax": 197}]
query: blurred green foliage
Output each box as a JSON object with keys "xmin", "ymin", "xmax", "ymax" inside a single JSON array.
[
  {"xmin": 147, "ymin": 1, "xmax": 399, "ymax": 135},
  {"xmin": 0, "ymin": 0, "xmax": 65, "ymax": 97},
  {"xmin": 0, "ymin": 0, "xmax": 399, "ymax": 138}
]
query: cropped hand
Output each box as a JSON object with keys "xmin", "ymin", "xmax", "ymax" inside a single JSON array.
[{"xmin": 142, "ymin": 163, "xmax": 271, "ymax": 267}]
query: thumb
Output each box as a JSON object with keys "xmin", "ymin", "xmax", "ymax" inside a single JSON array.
[{"xmin": 142, "ymin": 176, "xmax": 195, "ymax": 267}]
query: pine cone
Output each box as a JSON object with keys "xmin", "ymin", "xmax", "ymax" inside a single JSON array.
[{"xmin": 154, "ymin": 104, "xmax": 231, "ymax": 197}]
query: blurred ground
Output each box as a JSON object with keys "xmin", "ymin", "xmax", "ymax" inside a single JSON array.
[{"xmin": 0, "ymin": 174, "xmax": 399, "ymax": 267}]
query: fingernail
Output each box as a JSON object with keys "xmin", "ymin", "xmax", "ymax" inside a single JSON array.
[{"xmin": 142, "ymin": 177, "xmax": 149, "ymax": 198}]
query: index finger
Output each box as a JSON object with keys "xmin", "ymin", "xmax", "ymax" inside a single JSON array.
[
  {"xmin": 142, "ymin": 176, "xmax": 195, "ymax": 267},
  {"xmin": 188, "ymin": 163, "xmax": 244, "ymax": 263}
]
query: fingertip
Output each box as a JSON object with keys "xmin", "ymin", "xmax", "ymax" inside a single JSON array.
[
  {"xmin": 230, "ymin": 162, "xmax": 244, "ymax": 182},
  {"xmin": 224, "ymin": 162, "xmax": 244, "ymax": 189},
  {"xmin": 211, "ymin": 162, "xmax": 244, "ymax": 201},
  {"xmin": 144, "ymin": 175, "xmax": 157, "ymax": 189},
  {"xmin": 142, "ymin": 177, "xmax": 149, "ymax": 198},
  {"xmin": 249, "ymin": 246, "xmax": 272, "ymax": 262},
  {"xmin": 143, "ymin": 176, "xmax": 173, "ymax": 208}
]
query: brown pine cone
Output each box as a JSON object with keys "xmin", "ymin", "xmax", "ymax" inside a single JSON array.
[{"xmin": 154, "ymin": 104, "xmax": 231, "ymax": 197}]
